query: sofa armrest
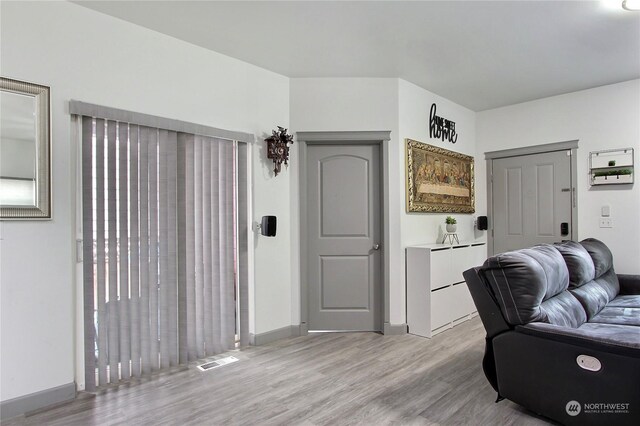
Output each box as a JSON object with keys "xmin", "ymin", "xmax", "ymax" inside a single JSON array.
[
  {"xmin": 517, "ymin": 322, "xmax": 640, "ymax": 357},
  {"xmin": 618, "ymin": 274, "xmax": 640, "ymax": 295}
]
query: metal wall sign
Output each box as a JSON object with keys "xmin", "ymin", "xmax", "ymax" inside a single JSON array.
[{"xmin": 429, "ymin": 103, "xmax": 458, "ymax": 144}]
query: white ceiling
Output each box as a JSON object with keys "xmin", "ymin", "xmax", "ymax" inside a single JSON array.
[{"xmin": 74, "ymin": 1, "xmax": 640, "ymax": 111}]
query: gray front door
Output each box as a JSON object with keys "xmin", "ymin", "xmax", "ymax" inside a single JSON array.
[
  {"xmin": 306, "ymin": 144, "xmax": 382, "ymax": 331},
  {"xmin": 492, "ymin": 150, "xmax": 573, "ymax": 254}
]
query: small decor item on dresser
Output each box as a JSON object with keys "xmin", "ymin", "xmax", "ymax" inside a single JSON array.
[
  {"xmin": 265, "ymin": 126, "xmax": 294, "ymax": 176},
  {"xmin": 443, "ymin": 216, "xmax": 459, "ymax": 244},
  {"xmin": 445, "ymin": 216, "xmax": 457, "ymax": 233}
]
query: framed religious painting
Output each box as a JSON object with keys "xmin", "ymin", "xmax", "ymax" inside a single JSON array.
[{"xmin": 406, "ymin": 139, "xmax": 475, "ymax": 213}]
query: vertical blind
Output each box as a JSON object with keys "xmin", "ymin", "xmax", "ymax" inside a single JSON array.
[{"xmin": 81, "ymin": 116, "xmax": 248, "ymax": 390}]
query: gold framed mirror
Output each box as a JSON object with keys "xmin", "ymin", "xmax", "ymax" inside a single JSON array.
[{"xmin": 0, "ymin": 77, "xmax": 51, "ymax": 219}]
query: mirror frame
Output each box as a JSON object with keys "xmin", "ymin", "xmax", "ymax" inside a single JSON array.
[{"xmin": 0, "ymin": 77, "xmax": 51, "ymax": 219}]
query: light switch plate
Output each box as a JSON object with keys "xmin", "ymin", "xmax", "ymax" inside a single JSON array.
[{"xmin": 601, "ymin": 205, "xmax": 611, "ymax": 217}]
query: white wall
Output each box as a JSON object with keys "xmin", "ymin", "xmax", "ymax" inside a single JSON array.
[
  {"xmin": 476, "ymin": 80, "xmax": 640, "ymax": 274},
  {"xmin": 290, "ymin": 78, "xmax": 480, "ymax": 326},
  {"xmin": 399, "ymin": 79, "xmax": 481, "ymax": 245},
  {"xmin": 0, "ymin": 1, "xmax": 290, "ymax": 402},
  {"xmin": 397, "ymin": 80, "xmax": 482, "ymax": 327},
  {"xmin": 290, "ymin": 78, "xmax": 403, "ymax": 324}
]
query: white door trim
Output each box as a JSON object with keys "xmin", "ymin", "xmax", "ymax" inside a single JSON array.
[
  {"xmin": 297, "ymin": 131, "xmax": 391, "ymax": 335},
  {"xmin": 485, "ymin": 140, "xmax": 579, "ymax": 256}
]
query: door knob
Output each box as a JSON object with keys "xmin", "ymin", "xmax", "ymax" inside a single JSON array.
[{"xmin": 373, "ymin": 244, "xmax": 380, "ymax": 250}]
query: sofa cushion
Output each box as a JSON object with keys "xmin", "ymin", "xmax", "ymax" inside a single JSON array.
[
  {"xmin": 590, "ymin": 307, "xmax": 640, "ymax": 327},
  {"xmin": 553, "ymin": 239, "xmax": 621, "ymax": 319},
  {"xmin": 581, "ymin": 238, "xmax": 614, "ymax": 279},
  {"xmin": 555, "ymin": 240, "xmax": 595, "ymax": 287},
  {"xmin": 538, "ymin": 291, "xmax": 588, "ymax": 328},
  {"xmin": 569, "ymin": 268, "xmax": 620, "ymax": 319},
  {"xmin": 568, "ymin": 282, "xmax": 610, "ymax": 319},
  {"xmin": 481, "ymin": 245, "xmax": 586, "ymax": 326},
  {"xmin": 608, "ymin": 294, "xmax": 640, "ymax": 308}
]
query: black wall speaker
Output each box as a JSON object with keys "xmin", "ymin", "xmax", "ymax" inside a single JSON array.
[
  {"xmin": 261, "ymin": 216, "xmax": 277, "ymax": 237},
  {"xmin": 477, "ymin": 216, "xmax": 488, "ymax": 231}
]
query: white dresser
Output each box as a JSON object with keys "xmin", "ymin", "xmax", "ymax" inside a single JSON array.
[{"xmin": 406, "ymin": 242, "xmax": 487, "ymax": 338}]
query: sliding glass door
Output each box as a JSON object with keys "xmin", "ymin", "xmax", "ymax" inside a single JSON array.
[{"xmin": 80, "ymin": 115, "xmax": 248, "ymax": 390}]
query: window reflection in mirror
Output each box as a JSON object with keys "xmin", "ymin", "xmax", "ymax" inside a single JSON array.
[{"xmin": 0, "ymin": 90, "xmax": 37, "ymax": 206}]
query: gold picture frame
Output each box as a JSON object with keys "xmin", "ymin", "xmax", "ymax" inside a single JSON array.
[{"xmin": 406, "ymin": 139, "xmax": 475, "ymax": 213}]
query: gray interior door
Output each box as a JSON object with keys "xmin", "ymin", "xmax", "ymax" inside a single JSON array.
[
  {"xmin": 492, "ymin": 150, "xmax": 573, "ymax": 254},
  {"xmin": 306, "ymin": 144, "xmax": 382, "ymax": 331}
]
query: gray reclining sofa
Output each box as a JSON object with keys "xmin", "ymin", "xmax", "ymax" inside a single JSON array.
[{"xmin": 463, "ymin": 238, "xmax": 639, "ymax": 425}]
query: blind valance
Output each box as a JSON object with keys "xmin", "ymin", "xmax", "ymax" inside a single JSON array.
[{"xmin": 70, "ymin": 100, "xmax": 255, "ymax": 143}]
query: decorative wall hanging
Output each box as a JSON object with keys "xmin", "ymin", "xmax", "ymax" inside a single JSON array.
[
  {"xmin": 406, "ymin": 139, "xmax": 475, "ymax": 213},
  {"xmin": 429, "ymin": 103, "xmax": 458, "ymax": 143},
  {"xmin": 588, "ymin": 147, "xmax": 634, "ymax": 186},
  {"xmin": 265, "ymin": 126, "xmax": 293, "ymax": 176}
]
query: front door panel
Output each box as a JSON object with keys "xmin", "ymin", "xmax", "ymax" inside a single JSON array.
[{"xmin": 493, "ymin": 150, "xmax": 572, "ymax": 254}]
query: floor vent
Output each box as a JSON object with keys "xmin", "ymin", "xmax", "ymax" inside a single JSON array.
[{"xmin": 197, "ymin": 356, "xmax": 239, "ymax": 372}]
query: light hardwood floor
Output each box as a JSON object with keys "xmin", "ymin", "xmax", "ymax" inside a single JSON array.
[{"xmin": 5, "ymin": 318, "xmax": 554, "ymax": 425}]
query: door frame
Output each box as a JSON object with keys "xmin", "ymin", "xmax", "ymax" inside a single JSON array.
[
  {"xmin": 297, "ymin": 131, "xmax": 391, "ymax": 334},
  {"xmin": 485, "ymin": 140, "xmax": 579, "ymax": 256}
]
